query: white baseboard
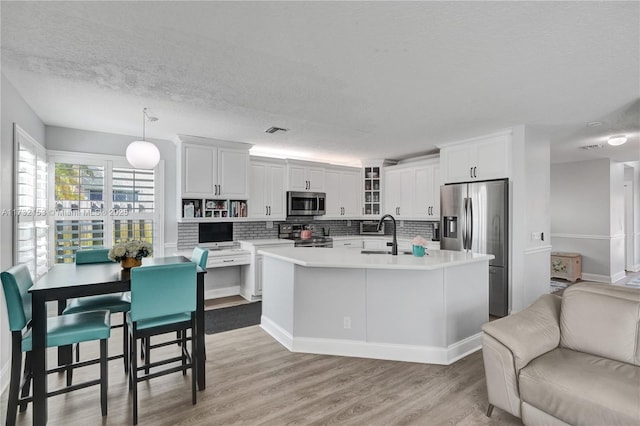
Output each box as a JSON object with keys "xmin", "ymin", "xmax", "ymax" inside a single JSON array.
[
  {"xmin": 581, "ymin": 273, "xmax": 611, "ymax": 283},
  {"xmin": 582, "ymin": 271, "xmax": 629, "ymax": 284},
  {"xmin": 625, "ymin": 264, "xmax": 640, "ymax": 273},
  {"xmin": 260, "ymin": 315, "xmax": 293, "ymax": 350},
  {"xmin": 261, "ymin": 315, "xmax": 481, "ymax": 365},
  {"xmin": 205, "ymin": 286, "xmax": 240, "ymax": 300}
]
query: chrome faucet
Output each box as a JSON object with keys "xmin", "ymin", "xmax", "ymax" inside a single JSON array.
[{"xmin": 377, "ymin": 214, "xmax": 398, "ymax": 255}]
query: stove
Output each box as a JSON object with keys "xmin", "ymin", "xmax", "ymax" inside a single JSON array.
[{"xmin": 279, "ymin": 223, "xmax": 333, "ymax": 248}]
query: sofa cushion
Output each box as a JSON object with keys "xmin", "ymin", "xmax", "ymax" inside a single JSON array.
[
  {"xmin": 520, "ymin": 348, "xmax": 640, "ymax": 425},
  {"xmin": 560, "ymin": 283, "xmax": 640, "ymax": 366}
]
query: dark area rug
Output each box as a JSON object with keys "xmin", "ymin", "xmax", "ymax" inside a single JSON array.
[{"xmin": 204, "ymin": 302, "xmax": 262, "ymax": 334}]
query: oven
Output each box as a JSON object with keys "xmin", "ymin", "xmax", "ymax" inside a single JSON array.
[{"xmin": 293, "ymin": 237, "xmax": 333, "ymax": 248}]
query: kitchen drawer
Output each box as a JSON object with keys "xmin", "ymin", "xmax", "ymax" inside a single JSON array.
[{"xmin": 206, "ymin": 253, "xmax": 251, "ymax": 268}]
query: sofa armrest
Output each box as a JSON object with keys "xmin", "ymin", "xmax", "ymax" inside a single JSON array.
[{"xmin": 482, "ymin": 294, "xmax": 562, "ymax": 371}]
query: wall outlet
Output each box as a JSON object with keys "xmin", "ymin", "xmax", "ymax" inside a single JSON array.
[
  {"xmin": 347, "ymin": 220, "xmax": 351, "ymax": 227},
  {"xmin": 266, "ymin": 221, "xmax": 273, "ymax": 229},
  {"xmin": 399, "ymin": 220, "xmax": 404, "ymax": 228},
  {"xmin": 343, "ymin": 316, "xmax": 351, "ymax": 329}
]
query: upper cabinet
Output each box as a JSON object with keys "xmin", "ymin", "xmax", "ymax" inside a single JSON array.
[
  {"xmin": 179, "ymin": 136, "xmax": 252, "ymax": 199},
  {"xmin": 324, "ymin": 166, "xmax": 361, "ymax": 218},
  {"xmin": 384, "ymin": 166, "xmax": 413, "ymax": 217},
  {"xmin": 362, "ymin": 165, "xmax": 382, "ymax": 217},
  {"xmin": 248, "ymin": 157, "xmax": 286, "ymax": 220},
  {"xmin": 287, "ymin": 160, "xmax": 325, "ymax": 192},
  {"xmin": 383, "ymin": 158, "xmax": 440, "ymax": 220},
  {"xmin": 439, "ymin": 133, "xmax": 511, "ymax": 184},
  {"xmin": 413, "ymin": 162, "xmax": 441, "ymax": 219}
]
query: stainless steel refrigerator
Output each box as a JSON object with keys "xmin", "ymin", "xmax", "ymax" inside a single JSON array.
[{"xmin": 440, "ymin": 179, "xmax": 509, "ymax": 317}]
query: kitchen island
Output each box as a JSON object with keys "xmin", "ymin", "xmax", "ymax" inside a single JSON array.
[{"xmin": 259, "ymin": 247, "xmax": 494, "ymax": 365}]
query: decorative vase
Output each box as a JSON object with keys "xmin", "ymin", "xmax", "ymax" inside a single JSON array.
[
  {"xmin": 412, "ymin": 245, "xmax": 425, "ymax": 257},
  {"xmin": 121, "ymin": 257, "xmax": 142, "ymax": 270}
]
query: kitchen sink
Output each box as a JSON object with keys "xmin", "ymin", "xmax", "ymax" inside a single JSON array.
[{"xmin": 360, "ymin": 249, "xmax": 415, "ymax": 255}]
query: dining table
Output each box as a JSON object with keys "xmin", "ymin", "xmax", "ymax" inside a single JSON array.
[{"xmin": 29, "ymin": 256, "xmax": 206, "ymax": 425}]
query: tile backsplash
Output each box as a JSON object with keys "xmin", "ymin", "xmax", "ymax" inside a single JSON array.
[{"xmin": 177, "ymin": 219, "xmax": 437, "ymax": 250}]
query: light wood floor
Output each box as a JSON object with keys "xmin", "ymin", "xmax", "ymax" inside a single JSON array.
[{"xmin": 1, "ymin": 325, "xmax": 522, "ymax": 425}]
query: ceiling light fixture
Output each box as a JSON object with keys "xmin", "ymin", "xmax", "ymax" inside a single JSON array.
[
  {"xmin": 607, "ymin": 135, "xmax": 628, "ymax": 146},
  {"xmin": 126, "ymin": 108, "xmax": 161, "ymax": 169}
]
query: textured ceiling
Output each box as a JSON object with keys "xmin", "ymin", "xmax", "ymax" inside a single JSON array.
[{"xmin": 1, "ymin": 1, "xmax": 638, "ymax": 166}]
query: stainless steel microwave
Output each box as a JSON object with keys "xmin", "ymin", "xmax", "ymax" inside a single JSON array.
[{"xmin": 287, "ymin": 191, "xmax": 326, "ymax": 216}]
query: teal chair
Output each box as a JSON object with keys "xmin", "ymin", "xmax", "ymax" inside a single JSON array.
[
  {"xmin": 191, "ymin": 246, "xmax": 209, "ymax": 270},
  {"xmin": 170, "ymin": 247, "xmax": 208, "ymax": 350},
  {"xmin": 1, "ymin": 264, "xmax": 111, "ymax": 425},
  {"xmin": 127, "ymin": 262, "xmax": 197, "ymax": 425},
  {"xmin": 63, "ymin": 248, "xmax": 131, "ymax": 373}
]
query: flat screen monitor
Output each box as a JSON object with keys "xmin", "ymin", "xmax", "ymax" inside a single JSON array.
[{"xmin": 198, "ymin": 222, "xmax": 233, "ymax": 247}]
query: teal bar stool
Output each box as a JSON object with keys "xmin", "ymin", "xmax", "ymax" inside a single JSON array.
[
  {"xmin": 63, "ymin": 248, "xmax": 131, "ymax": 373},
  {"xmin": 127, "ymin": 262, "xmax": 197, "ymax": 425},
  {"xmin": 191, "ymin": 246, "xmax": 209, "ymax": 270},
  {"xmin": 1, "ymin": 264, "xmax": 111, "ymax": 425},
  {"xmin": 170, "ymin": 247, "xmax": 208, "ymax": 350}
]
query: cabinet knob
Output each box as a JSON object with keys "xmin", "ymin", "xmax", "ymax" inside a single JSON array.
[
  {"xmin": 470, "ymin": 167, "xmax": 473, "ymax": 178},
  {"xmin": 473, "ymin": 166, "xmax": 477, "ymax": 178}
]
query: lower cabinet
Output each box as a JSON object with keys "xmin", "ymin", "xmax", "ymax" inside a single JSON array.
[{"xmin": 240, "ymin": 240, "xmax": 295, "ymax": 301}]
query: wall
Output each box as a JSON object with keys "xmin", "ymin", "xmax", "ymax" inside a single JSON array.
[
  {"xmin": 45, "ymin": 126, "xmax": 177, "ymax": 249},
  {"xmin": 626, "ymin": 161, "xmax": 640, "ymax": 271},
  {"xmin": 550, "ymin": 158, "xmax": 626, "ymax": 282},
  {"xmin": 0, "ymin": 74, "xmax": 46, "ymax": 393}
]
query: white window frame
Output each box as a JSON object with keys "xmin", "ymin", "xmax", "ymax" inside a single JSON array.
[
  {"xmin": 47, "ymin": 150, "xmax": 164, "ymax": 263},
  {"xmin": 13, "ymin": 124, "xmax": 48, "ymax": 279}
]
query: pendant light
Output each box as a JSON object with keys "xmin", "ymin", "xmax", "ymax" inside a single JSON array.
[{"xmin": 126, "ymin": 108, "xmax": 161, "ymax": 169}]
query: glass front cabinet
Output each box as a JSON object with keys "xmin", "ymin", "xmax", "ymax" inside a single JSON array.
[{"xmin": 363, "ymin": 166, "xmax": 381, "ymax": 216}]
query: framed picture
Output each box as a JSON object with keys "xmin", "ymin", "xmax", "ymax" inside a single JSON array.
[
  {"xmin": 205, "ymin": 200, "xmax": 215, "ymax": 209},
  {"xmin": 205, "ymin": 211, "xmax": 212, "ymax": 218}
]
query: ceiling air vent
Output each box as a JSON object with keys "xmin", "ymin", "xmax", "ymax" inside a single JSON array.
[
  {"xmin": 265, "ymin": 126, "xmax": 288, "ymax": 134},
  {"xmin": 580, "ymin": 143, "xmax": 605, "ymax": 150}
]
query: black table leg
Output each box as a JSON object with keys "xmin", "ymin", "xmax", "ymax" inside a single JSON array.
[
  {"xmin": 196, "ymin": 272, "xmax": 205, "ymax": 390},
  {"xmin": 31, "ymin": 292, "xmax": 48, "ymax": 425},
  {"xmin": 57, "ymin": 300, "xmax": 72, "ymax": 366}
]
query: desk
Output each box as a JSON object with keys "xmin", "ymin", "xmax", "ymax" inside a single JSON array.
[{"xmin": 29, "ymin": 256, "xmax": 206, "ymax": 425}]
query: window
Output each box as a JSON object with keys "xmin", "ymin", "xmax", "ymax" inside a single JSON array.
[
  {"xmin": 49, "ymin": 153, "xmax": 162, "ymax": 264},
  {"xmin": 53, "ymin": 163, "xmax": 105, "ymax": 263},
  {"xmin": 14, "ymin": 124, "xmax": 48, "ymax": 279}
]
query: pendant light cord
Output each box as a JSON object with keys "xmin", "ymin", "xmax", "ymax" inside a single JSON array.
[{"xmin": 142, "ymin": 107, "xmax": 147, "ymax": 141}]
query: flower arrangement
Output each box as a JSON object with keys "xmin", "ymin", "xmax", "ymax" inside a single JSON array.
[
  {"xmin": 108, "ymin": 240, "xmax": 153, "ymax": 262},
  {"xmin": 411, "ymin": 236, "xmax": 428, "ymax": 248}
]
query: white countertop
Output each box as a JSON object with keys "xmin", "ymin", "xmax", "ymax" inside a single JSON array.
[
  {"xmin": 239, "ymin": 239, "xmax": 295, "ymax": 246},
  {"xmin": 177, "ymin": 248, "xmax": 250, "ymax": 258},
  {"xmin": 258, "ymin": 247, "xmax": 493, "ymax": 270}
]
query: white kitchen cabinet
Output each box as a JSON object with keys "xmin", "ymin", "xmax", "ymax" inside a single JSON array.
[
  {"xmin": 324, "ymin": 166, "xmax": 361, "ymax": 218},
  {"xmin": 287, "ymin": 160, "xmax": 325, "ymax": 191},
  {"xmin": 248, "ymin": 157, "xmax": 286, "ymax": 219},
  {"xmin": 439, "ymin": 133, "xmax": 510, "ymax": 183},
  {"xmin": 179, "ymin": 138, "xmax": 251, "ymax": 199},
  {"xmin": 240, "ymin": 240, "xmax": 295, "ymax": 300},
  {"xmin": 384, "ymin": 166, "xmax": 413, "ymax": 217},
  {"xmin": 413, "ymin": 162, "xmax": 441, "ymax": 219}
]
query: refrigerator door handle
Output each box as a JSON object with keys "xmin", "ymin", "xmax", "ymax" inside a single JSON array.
[
  {"xmin": 468, "ymin": 197, "xmax": 473, "ymax": 250},
  {"xmin": 462, "ymin": 197, "xmax": 469, "ymax": 250}
]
